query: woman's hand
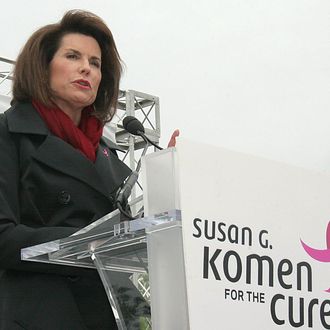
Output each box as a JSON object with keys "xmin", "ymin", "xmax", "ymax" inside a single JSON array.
[{"xmin": 167, "ymin": 129, "xmax": 180, "ymax": 148}]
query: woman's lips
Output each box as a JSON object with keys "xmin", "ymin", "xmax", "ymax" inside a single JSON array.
[{"xmin": 73, "ymin": 80, "xmax": 91, "ymax": 89}]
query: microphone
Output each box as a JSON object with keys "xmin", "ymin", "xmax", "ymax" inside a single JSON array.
[
  {"xmin": 122, "ymin": 116, "xmax": 145, "ymax": 135},
  {"xmin": 123, "ymin": 116, "xmax": 163, "ymax": 150}
]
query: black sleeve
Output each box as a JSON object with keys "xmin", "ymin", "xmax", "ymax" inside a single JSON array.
[{"xmin": 0, "ymin": 115, "xmax": 95, "ymax": 277}]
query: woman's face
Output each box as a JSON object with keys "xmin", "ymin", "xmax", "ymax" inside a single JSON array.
[{"xmin": 49, "ymin": 33, "xmax": 102, "ymax": 115}]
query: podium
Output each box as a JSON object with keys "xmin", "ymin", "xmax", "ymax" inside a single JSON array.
[
  {"xmin": 22, "ymin": 139, "xmax": 330, "ymax": 329},
  {"xmin": 22, "ymin": 147, "xmax": 188, "ymax": 330}
]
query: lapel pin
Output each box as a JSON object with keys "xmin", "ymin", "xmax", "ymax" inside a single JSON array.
[{"xmin": 103, "ymin": 148, "xmax": 109, "ymax": 157}]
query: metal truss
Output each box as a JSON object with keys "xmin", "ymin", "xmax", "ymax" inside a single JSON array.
[
  {"xmin": 110, "ymin": 90, "xmax": 160, "ymax": 201},
  {"xmin": 0, "ymin": 56, "xmax": 14, "ymax": 100}
]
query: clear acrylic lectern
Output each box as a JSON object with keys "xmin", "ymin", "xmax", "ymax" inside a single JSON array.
[{"xmin": 22, "ymin": 148, "xmax": 189, "ymax": 330}]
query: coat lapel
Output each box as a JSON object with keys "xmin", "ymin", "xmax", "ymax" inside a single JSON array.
[
  {"xmin": 6, "ymin": 103, "xmax": 131, "ymax": 198},
  {"xmin": 33, "ymin": 135, "xmax": 112, "ymax": 197}
]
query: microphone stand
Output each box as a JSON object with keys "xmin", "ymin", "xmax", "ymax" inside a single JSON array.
[{"xmin": 115, "ymin": 138, "xmax": 149, "ymax": 220}]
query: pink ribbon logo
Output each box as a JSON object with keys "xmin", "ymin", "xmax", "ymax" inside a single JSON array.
[
  {"xmin": 301, "ymin": 221, "xmax": 330, "ymax": 292},
  {"xmin": 103, "ymin": 148, "xmax": 109, "ymax": 157}
]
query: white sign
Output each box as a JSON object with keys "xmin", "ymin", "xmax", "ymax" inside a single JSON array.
[{"xmin": 176, "ymin": 139, "xmax": 330, "ymax": 329}]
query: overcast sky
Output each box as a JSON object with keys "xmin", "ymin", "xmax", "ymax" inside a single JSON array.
[{"xmin": 1, "ymin": 0, "xmax": 329, "ymax": 171}]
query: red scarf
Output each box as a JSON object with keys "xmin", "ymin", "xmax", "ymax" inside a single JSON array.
[{"xmin": 32, "ymin": 100, "xmax": 103, "ymax": 162}]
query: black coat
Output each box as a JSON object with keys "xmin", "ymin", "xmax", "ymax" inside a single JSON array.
[{"xmin": 0, "ymin": 103, "xmax": 132, "ymax": 329}]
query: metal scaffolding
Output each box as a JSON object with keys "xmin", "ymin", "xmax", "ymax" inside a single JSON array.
[{"xmin": 0, "ymin": 56, "xmax": 14, "ymax": 95}]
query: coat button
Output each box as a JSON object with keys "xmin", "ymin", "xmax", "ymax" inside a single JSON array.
[{"xmin": 58, "ymin": 190, "xmax": 71, "ymax": 205}]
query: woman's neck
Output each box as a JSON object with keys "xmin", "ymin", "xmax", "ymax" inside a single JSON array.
[{"xmin": 53, "ymin": 101, "xmax": 82, "ymax": 126}]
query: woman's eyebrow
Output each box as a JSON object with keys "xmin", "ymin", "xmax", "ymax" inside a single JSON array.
[{"xmin": 65, "ymin": 48, "xmax": 81, "ymax": 54}]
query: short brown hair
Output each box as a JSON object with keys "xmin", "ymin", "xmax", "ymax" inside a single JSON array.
[{"xmin": 12, "ymin": 10, "xmax": 122, "ymax": 123}]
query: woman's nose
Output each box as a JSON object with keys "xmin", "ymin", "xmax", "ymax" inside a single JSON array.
[{"xmin": 79, "ymin": 59, "xmax": 91, "ymax": 74}]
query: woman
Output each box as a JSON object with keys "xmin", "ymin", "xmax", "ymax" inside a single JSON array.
[{"xmin": 0, "ymin": 10, "xmax": 143, "ymax": 329}]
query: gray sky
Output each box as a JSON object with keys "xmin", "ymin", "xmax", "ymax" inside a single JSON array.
[{"xmin": 1, "ymin": 0, "xmax": 330, "ymax": 171}]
